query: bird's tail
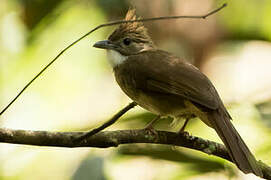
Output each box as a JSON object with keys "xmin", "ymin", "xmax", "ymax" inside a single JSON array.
[{"xmin": 207, "ymin": 108, "xmax": 262, "ymax": 177}]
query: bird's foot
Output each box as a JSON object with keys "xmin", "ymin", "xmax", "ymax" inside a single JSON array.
[
  {"xmin": 178, "ymin": 129, "xmax": 189, "ymax": 137},
  {"xmin": 177, "ymin": 115, "xmax": 194, "ymax": 136},
  {"xmin": 143, "ymin": 123, "xmax": 158, "ymax": 135},
  {"xmin": 142, "ymin": 115, "xmax": 160, "ymax": 141},
  {"xmin": 143, "ymin": 124, "xmax": 159, "ymax": 141}
]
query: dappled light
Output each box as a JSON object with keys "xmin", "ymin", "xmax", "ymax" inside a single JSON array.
[{"xmin": 0, "ymin": 0, "xmax": 271, "ymax": 180}]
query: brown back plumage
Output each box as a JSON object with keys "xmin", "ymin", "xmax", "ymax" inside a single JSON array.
[{"xmin": 109, "ymin": 9, "xmax": 153, "ymax": 43}]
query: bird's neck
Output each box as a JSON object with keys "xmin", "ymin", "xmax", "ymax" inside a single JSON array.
[
  {"xmin": 106, "ymin": 44, "xmax": 156, "ymax": 68},
  {"xmin": 106, "ymin": 50, "xmax": 128, "ymax": 68}
]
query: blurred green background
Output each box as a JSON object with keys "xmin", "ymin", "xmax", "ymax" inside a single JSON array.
[{"xmin": 0, "ymin": 0, "xmax": 271, "ymax": 179}]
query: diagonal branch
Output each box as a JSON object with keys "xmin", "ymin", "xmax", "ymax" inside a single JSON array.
[
  {"xmin": 0, "ymin": 128, "xmax": 270, "ymax": 179},
  {"xmin": 75, "ymin": 102, "xmax": 137, "ymax": 142}
]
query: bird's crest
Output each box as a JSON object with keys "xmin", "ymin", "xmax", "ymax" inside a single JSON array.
[{"xmin": 108, "ymin": 9, "xmax": 152, "ymax": 43}]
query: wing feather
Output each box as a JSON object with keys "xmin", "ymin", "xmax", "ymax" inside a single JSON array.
[{"xmin": 127, "ymin": 50, "xmax": 220, "ymax": 110}]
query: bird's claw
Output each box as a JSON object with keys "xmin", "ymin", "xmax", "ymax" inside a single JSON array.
[
  {"xmin": 178, "ymin": 130, "xmax": 189, "ymax": 137},
  {"xmin": 143, "ymin": 124, "xmax": 159, "ymax": 141}
]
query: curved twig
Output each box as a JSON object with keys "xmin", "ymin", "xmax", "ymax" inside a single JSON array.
[{"xmin": 0, "ymin": 3, "xmax": 227, "ymax": 116}]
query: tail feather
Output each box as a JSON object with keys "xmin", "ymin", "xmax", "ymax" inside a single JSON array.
[{"xmin": 207, "ymin": 108, "xmax": 262, "ymax": 177}]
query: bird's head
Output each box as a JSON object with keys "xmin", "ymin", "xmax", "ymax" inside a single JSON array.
[{"xmin": 93, "ymin": 9, "xmax": 155, "ymax": 67}]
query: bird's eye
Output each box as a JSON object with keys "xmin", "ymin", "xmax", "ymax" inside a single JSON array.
[{"xmin": 123, "ymin": 38, "xmax": 131, "ymax": 46}]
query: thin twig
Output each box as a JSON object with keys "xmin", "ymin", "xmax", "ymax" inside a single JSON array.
[
  {"xmin": 0, "ymin": 3, "xmax": 227, "ymax": 117},
  {"xmin": 74, "ymin": 102, "xmax": 137, "ymax": 142},
  {"xmin": 0, "ymin": 127, "xmax": 270, "ymax": 179}
]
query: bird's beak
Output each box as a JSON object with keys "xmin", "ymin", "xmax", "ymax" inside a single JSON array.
[{"xmin": 93, "ymin": 40, "xmax": 116, "ymax": 50}]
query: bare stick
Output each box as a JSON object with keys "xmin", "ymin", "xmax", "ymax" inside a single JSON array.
[
  {"xmin": 74, "ymin": 102, "xmax": 137, "ymax": 142},
  {"xmin": 0, "ymin": 3, "xmax": 227, "ymax": 116}
]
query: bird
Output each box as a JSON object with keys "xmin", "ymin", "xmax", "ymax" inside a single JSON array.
[{"xmin": 93, "ymin": 9, "xmax": 262, "ymax": 176}]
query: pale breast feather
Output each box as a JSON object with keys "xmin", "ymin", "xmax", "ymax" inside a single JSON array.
[{"xmin": 107, "ymin": 50, "xmax": 128, "ymax": 68}]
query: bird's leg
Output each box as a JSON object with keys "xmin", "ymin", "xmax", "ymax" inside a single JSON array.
[
  {"xmin": 143, "ymin": 115, "xmax": 160, "ymax": 138},
  {"xmin": 179, "ymin": 118, "xmax": 189, "ymax": 133},
  {"xmin": 144, "ymin": 115, "xmax": 160, "ymax": 130},
  {"xmin": 178, "ymin": 114, "xmax": 195, "ymax": 135}
]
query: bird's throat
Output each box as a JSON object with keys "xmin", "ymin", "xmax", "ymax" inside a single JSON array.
[{"xmin": 106, "ymin": 50, "xmax": 128, "ymax": 68}]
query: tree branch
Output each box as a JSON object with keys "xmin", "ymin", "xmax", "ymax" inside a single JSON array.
[{"xmin": 0, "ymin": 128, "xmax": 270, "ymax": 179}]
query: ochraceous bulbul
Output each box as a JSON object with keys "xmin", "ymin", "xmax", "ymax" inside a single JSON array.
[{"xmin": 93, "ymin": 9, "xmax": 262, "ymax": 176}]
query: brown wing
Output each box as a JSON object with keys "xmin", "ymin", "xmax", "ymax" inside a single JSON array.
[{"xmin": 124, "ymin": 49, "xmax": 221, "ymax": 110}]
